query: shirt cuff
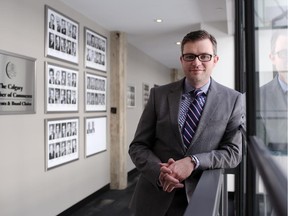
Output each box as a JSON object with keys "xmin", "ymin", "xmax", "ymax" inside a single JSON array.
[{"xmin": 190, "ymin": 155, "xmax": 200, "ymax": 169}]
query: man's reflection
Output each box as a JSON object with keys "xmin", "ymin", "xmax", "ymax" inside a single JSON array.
[{"xmin": 258, "ymin": 29, "xmax": 288, "ymax": 175}]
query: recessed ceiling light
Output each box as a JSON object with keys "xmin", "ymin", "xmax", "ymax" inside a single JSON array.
[
  {"xmin": 154, "ymin": 18, "xmax": 163, "ymax": 23},
  {"xmin": 176, "ymin": 41, "xmax": 181, "ymax": 45}
]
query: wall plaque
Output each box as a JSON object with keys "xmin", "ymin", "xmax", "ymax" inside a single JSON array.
[{"xmin": 0, "ymin": 50, "xmax": 36, "ymax": 114}]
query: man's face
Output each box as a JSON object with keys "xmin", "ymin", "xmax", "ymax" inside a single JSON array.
[
  {"xmin": 180, "ymin": 39, "xmax": 219, "ymax": 88},
  {"xmin": 270, "ymin": 35, "xmax": 288, "ymax": 83}
]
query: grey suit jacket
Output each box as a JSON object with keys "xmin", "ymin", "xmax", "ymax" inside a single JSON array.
[{"xmin": 129, "ymin": 78, "xmax": 244, "ymax": 216}]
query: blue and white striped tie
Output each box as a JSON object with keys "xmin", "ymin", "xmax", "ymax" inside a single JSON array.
[{"xmin": 182, "ymin": 89, "xmax": 205, "ymax": 148}]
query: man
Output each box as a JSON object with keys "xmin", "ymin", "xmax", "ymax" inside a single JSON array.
[
  {"xmin": 61, "ymin": 19, "xmax": 66, "ymax": 35},
  {"xmin": 55, "ymin": 143, "xmax": 61, "ymax": 158},
  {"xmin": 49, "ymin": 68, "xmax": 54, "ymax": 84},
  {"xmin": 55, "ymin": 70, "xmax": 61, "ymax": 85},
  {"xmin": 60, "ymin": 89, "xmax": 66, "ymax": 104},
  {"xmin": 49, "ymin": 13, "xmax": 55, "ymax": 30},
  {"xmin": 61, "ymin": 141, "xmax": 66, "ymax": 156},
  {"xmin": 61, "ymin": 123, "xmax": 66, "ymax": 138},
  {"xmin": 49, "ymin": 124, "xmax": 55, "ymax": 140},
  {"xmin": 49, "ymin": 33, "xmax": 55, "ymax": 49},
  {"xmin": 129, "ymin": 30, "xmax": 244, "ymax": 216},
  {"xmin": 71, "ymin": 90, "xmax": 76, "ymax": 104},
  {"xmin": 258, "ymin": 30, "xmax": 287, "ymax": 172},
  {"xmin": 67, "ymin": 72, "xmax": 72, "ymax": 86},
  {"xmin": 48, "ymin": 88, "xmax": 55, "ymax": 104},
  {"xmin": 49, "ymin": 144, "xmax": 55, "ymax": 160},
  {"xmin": 72, "ymin": 73, "xmax": 77, "ymax": 87},
  {"xmin": 55, "ymin": 35, "xmax": 60, "ymax": 51},
  {"xmin": 55, "ymin": 88, "xmax": 60, "ymax": 104}
]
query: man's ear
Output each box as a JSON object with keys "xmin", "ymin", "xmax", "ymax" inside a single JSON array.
[
  {"xmin": 213, "ymin": 55, "xmax": 219, "ymax": 64},
  {"xmin": 269, "ymin": 53, "xmax": 275, "ymax": 61}
]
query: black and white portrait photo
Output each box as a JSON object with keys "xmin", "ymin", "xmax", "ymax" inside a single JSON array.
[
  {"xmin": 84, "ymin": 27, "xmax": 107, "ymax": 71},
  {"xmin": 46, "ymin": 117, "xmax": 79, "ymax": 170},
  {"xmin": 85, "ymin": 72, "xmax": 107, "ymax": 112},
  {"xmin": 46, "ymin": 62, "xmax": 78, "ymax": 112},
  {"xmin": 45, "ymin": 6, "xmax": 79, "ymax": 64}
]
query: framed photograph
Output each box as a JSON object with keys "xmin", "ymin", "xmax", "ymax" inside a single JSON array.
[
  {"xmin": 85, "ymin": 116, "xmax": 107, "ymax": 157},
  {"xmin": 45, "ymin": 117, "xmax": 79, "ymax": 170},
  {"xmin": 85, "ymin": 72, "xmax": 107, "ymax": 112},
  {"xmin": 45, "ymin": 62, "xmax": 78, "ymax": 112},
  {"xmin": 84, "ymin": 27, "xmax": 107, "ymax": 71},
  {"xmin": 127, "ymin": 84, "xmax": 136, "ymax": 108},
  {"xmin": 142, "ymin": 83, "xmax": 150, "ymax": 109},
  {"xmin": 45, "ymin": 5, "xmax": 79, "ymax": 64}
]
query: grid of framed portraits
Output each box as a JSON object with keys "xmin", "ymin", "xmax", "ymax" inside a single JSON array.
[
  {"xmin": 84, "ymin": 27, "xmax": 107, "ymax": 72},
  {"xmin": 45, "ymin": 62, "xmax": 79, "ymax": 112},
  {"xmin": 85, "ymin": 116, "xmax": 107, "ymax": 157},
  {"xmin": 142, "ymin": 83, "xmax": 150, "ymax": 109},
  {"xmin": 45, "ymin": 5, "xmax": 79, "ymax": 64},
  {"xmin": 45, "ymin": 117, "xmax": 79, "ymax": 170},
  {"xmin": 85, "ymin": 72, "xmax": 107, "ymax": 112},
  {"xmin": 127, "ymin": 84, "xmax": 136, "ymax": 108},
  {"xmin": 44, "ymin": 6, "xmax": 109, "ymax": 170}
]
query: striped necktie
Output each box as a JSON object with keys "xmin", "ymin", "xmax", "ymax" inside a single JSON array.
[{"xmin": 182, "ymin": 89, "xmax": 205, "ymax": 148}]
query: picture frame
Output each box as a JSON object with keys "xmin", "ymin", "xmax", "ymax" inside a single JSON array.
[
  {"xmin": 45, "ymin": 5, "xmax": 79, "ymax": 64},
  {"xmin": 85, "ymin": 72, "xmax": 107, "ymax": 112},
  {"xmin": 45, "ymin": 117, "xmax": 79, "ymax": 170},
  {"xmin": 45, "ymin": 62, "xmax": 79, "ymax": 112},
  {"xmin": 85, "ymin": 116, "xmax": 107, "ymax": 157},
  {"xmin": 142, "ymin": 83, "xmax": 150, "ymax": 109},
  {"xmin": 84, "ymin": 27, "xmax": 107, "ymax": 72},
  {"xmin": 127, "ymin": 84, "xmax": 136, "ymax": 108}
]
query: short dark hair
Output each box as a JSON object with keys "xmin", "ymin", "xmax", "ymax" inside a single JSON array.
[{"xmin": 181, "ymin": 30, "xmax": 217, "ymax": 55}]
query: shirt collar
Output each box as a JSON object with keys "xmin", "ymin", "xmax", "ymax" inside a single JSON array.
[{"xmin": 184, "ymin": 78, "xmax": 210, "ymax": 95}]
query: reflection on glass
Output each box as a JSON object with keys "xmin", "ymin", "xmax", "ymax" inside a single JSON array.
[
  {"xmin": 255, "ymin": 1, "xmax": 287, "ymax": 215},
  {"xmin": 258, "ymin": 29, "xmax": 288, "ymax": 177}
]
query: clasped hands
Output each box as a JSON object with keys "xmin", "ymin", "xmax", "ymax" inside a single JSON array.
[{"xmin": 158, "ymin": 157, "xmax": 195, "ymax": 192}]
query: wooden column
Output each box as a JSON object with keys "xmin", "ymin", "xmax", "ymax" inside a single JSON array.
[{"xmin": 109, "ymin": 32, "xmax": 127, "ymax": 189}]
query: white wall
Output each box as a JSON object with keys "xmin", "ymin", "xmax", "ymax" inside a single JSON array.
[
  {"xmin": 126, "ymin": 44, "xmax": 171, "ymax": 171},
  {"xmin": 0, "ymin": 0, "xmax": 111, "ymax": 215}
]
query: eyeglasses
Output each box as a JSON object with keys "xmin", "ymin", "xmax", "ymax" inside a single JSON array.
[
  {"xmin": 182, "ymin": 53, "xmax": 214, "ymax": 62},
  {"xmin": 274, "ymin": 49, "xmax": 288, "ymax": 59}
]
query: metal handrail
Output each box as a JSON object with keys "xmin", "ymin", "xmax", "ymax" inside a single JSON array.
[
  {"xmin": 248, "ymin": 135, "xmax": 287, "ymax": 216},
  {"xmin": 184, "ymin": 169, "xmax": 224, "ymax": 216}
]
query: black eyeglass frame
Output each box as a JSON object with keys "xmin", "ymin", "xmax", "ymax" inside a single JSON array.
[{"xmin": 181, "ymin": 53, "xmax": 215, "ymax": 62}]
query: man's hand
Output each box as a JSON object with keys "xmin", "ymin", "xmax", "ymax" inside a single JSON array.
[{"xmin": 159, "ymin": 157, "xmax": 195, "ymax": 192}]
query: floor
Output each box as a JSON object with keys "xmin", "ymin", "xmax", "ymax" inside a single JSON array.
[{"xmin": 63, "ymin": 171, "xmax": 139, "ymax": 216}]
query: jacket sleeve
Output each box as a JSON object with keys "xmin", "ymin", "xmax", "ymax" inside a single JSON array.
[
  {"xmin": 128, "ymin": 87, "xmax": 162, "ymax": 188},
  {"xmin": 195, "ymin": 93, "xmax": 245, "ymax": 170}
]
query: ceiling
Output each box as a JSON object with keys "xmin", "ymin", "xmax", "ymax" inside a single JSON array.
[{"xmin": 59, "ymin": 0, "xmax": 234, "ymax": 70}]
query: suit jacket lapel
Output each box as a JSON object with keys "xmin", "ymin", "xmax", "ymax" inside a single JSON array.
[{"xmin": 168, "ymin": 79, "xmax": 186, "ymax": 152}]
